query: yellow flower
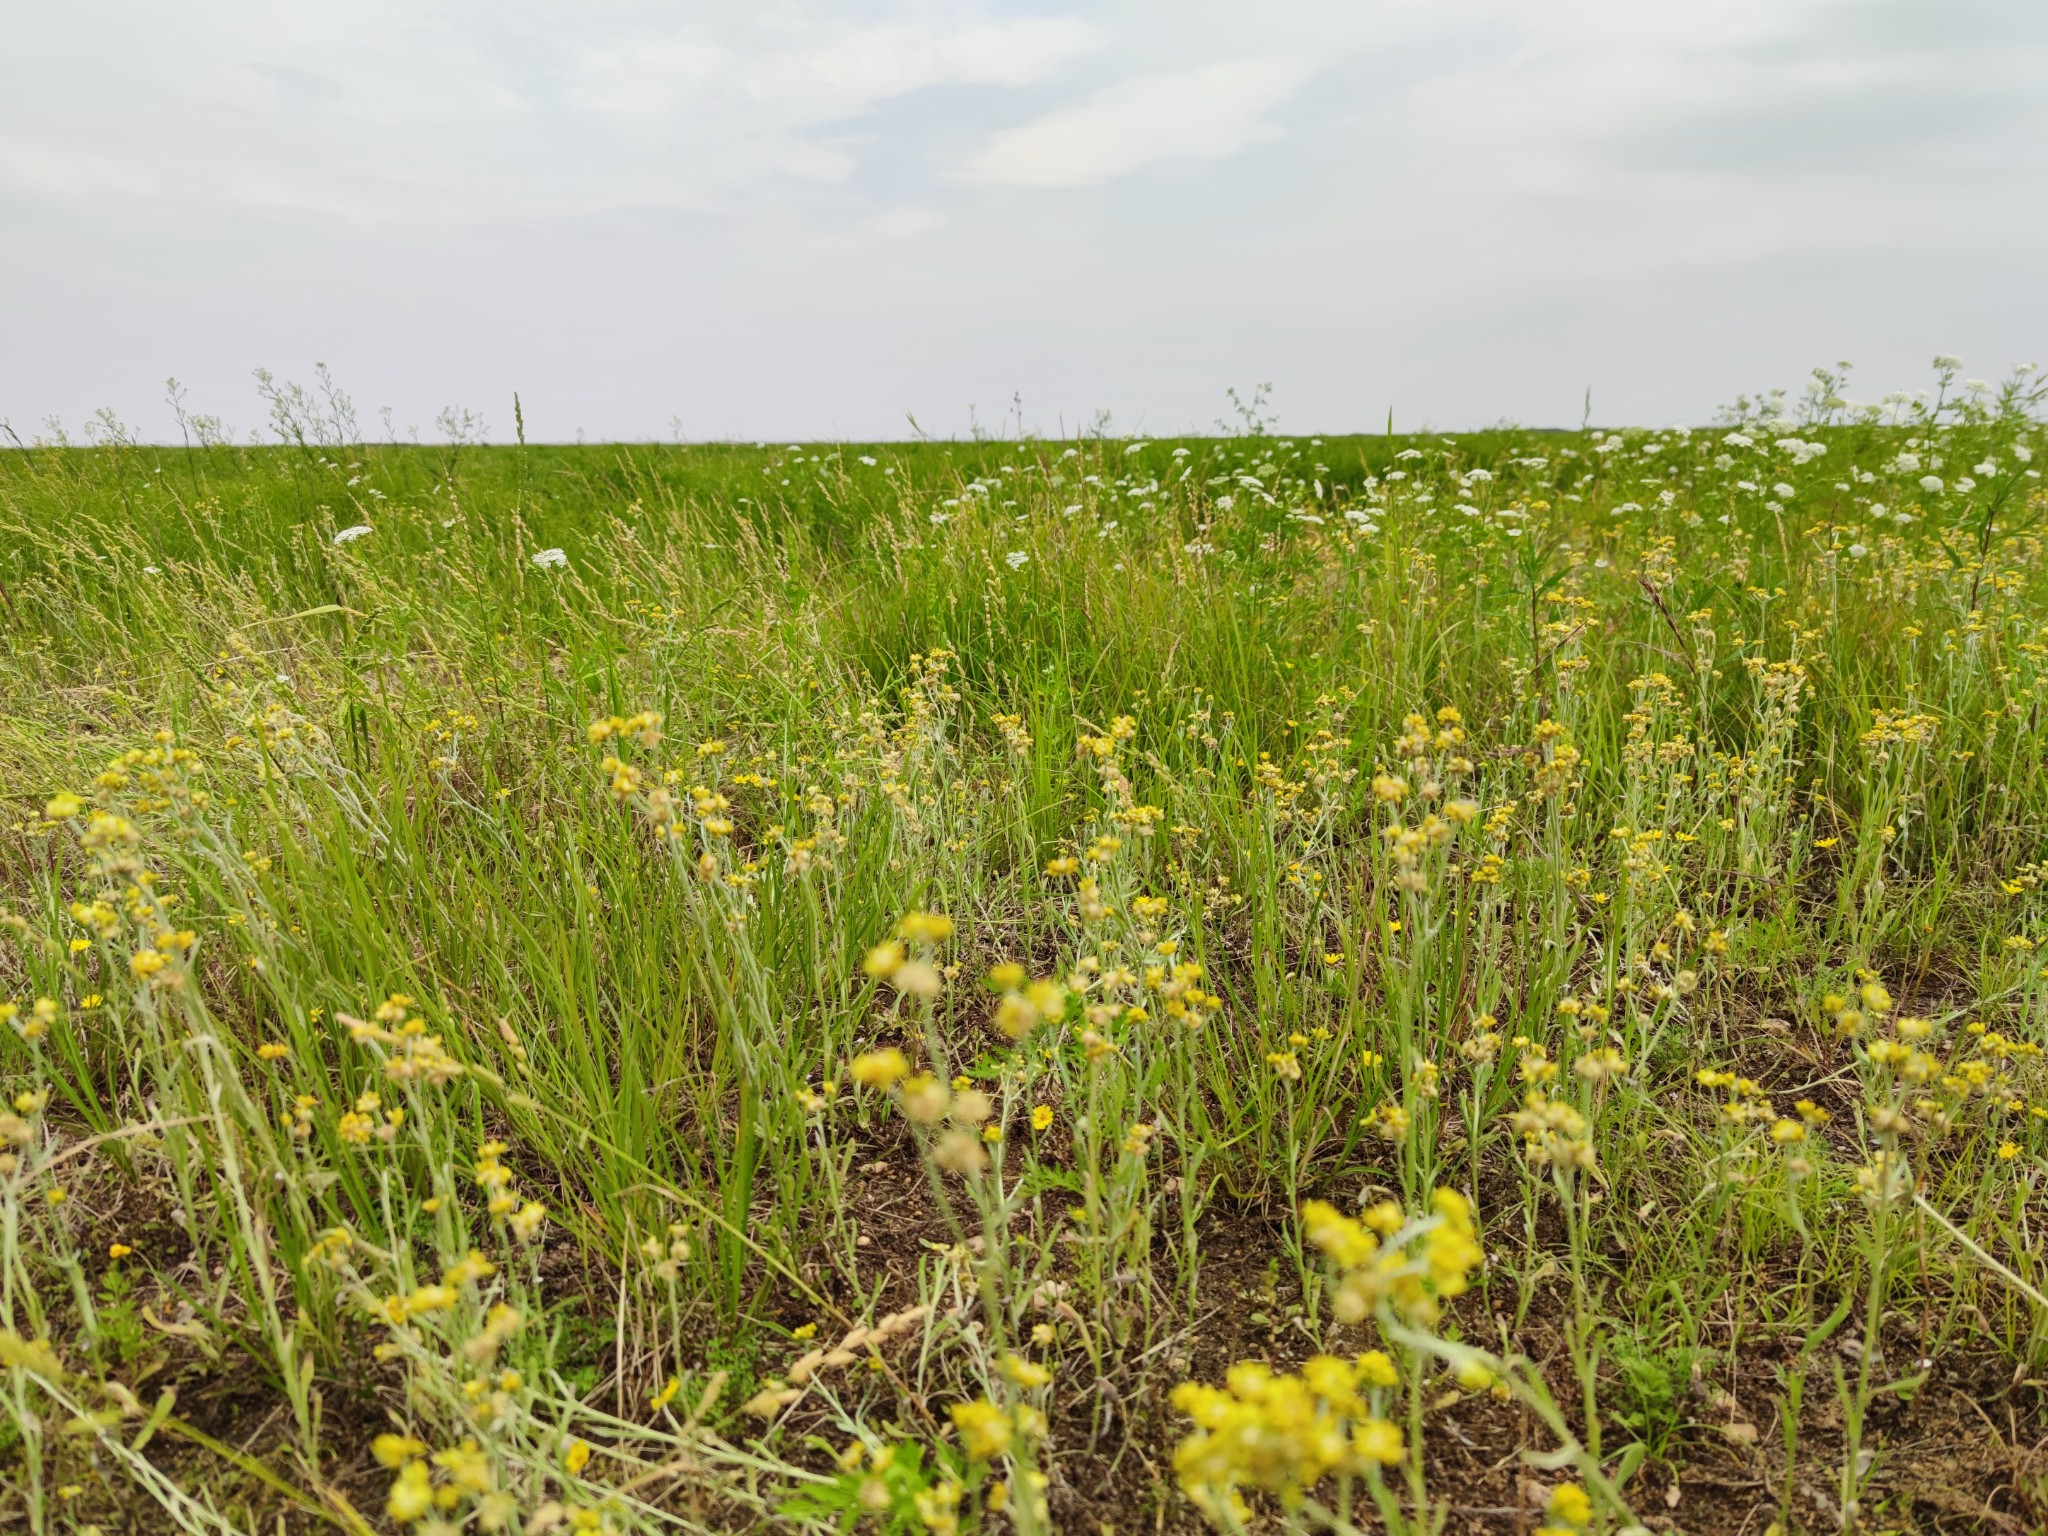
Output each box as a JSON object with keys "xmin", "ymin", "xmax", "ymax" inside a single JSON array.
[
  {"xmin": 1547, "ymin": 1481, "xmax": 1592, "ymax": 1528},
  {"xmin": 1352, "ymin": 1417, "xmax": 1403, "ymax": 1465},
  {"xmin": 1355, "ymin": 1350, "xmax": 1399, "ymax": 1388},
  {"xmin": 1031, "ymin": 1104, "xmax": 1054, "ymax": 1131},
  {"xmin": 564, "ymin": 1438, "xmax": 593, "ymax": 1474},
  {"xmin": 950, "ymin": 1399, "xmax": 1013, "ymax": 1460},
  {"xmin": 386, "ymin": 1459, "xmax": 433, "ymax": 1523},
  {"xmin": 44, "ymin": 792, "xmax": 83, "ymax": 820},
  {"xmin": 1301, "ymin": 1200, "xmax": 1378, "ymax": 1269},
  {"xmin": 373, "ymin": 1433, "xmax": 427, "ymax": 1468},
  {"xmin": 1000, "ymin": 1353, "xmax": 1052, "ymax": 1388},
  {"xmin": 896, "ymin": 910, "xmax": 954, "ymax": 945},
  {"xmin": 108, "ymin": 1242, "xmax": 133, "ymax": 1260},
  {"xmin": 849, "ymin": 1048, "xmax": 911, "ymax": 1089},
  {"xmin": 258, "ymin": 1042, "xmax": 290, "ymax": 1060},
  {"xmin": 890, "ymin": 960, "xmax": 942, "ymax": 997}
]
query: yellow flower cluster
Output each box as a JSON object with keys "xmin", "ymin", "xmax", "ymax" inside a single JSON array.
[
  {"xmin": 377, "ymin": 1433, "xmax": 515, "ymax": 1528},
  {"xmin": 475, "ymin": 1139, "xmax": 548, "ymax": 1239},
  {"xmin": 1507, "ymin": 1092, "xmax": 1596, "ymax": 1171},
  {"xmin": 987, "ymin": 962, "xmax": 1069, "ymax": 1039},
  {"xmin": 863, "ymin": 910, "xmax": 953, "ymax": 997},
  {"xmin": 1300, "ymin": 1188, "xmax": 1483, "ymax": 1326},
  {"xmin": 338, "ymin": 994, "xmax": 465, "ymax": 1087},
  {"xmin": 1170, "ymin": 1356, "xmax": 1405, "ymax": 1524}
]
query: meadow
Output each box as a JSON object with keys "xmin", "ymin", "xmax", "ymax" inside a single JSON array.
[{"xmin": 3, "ymin": 360, "xmax": 2048, "ymax": 1535}]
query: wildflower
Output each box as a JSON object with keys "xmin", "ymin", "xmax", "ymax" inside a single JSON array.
[
  {"xmin": 108, "ymin": 1242, "xmax": 133, "ymax": 1259},
  {"xmin": 899, "ymin": 1074, "xmax": 950, "ymax": 1125},
  {"xmin": 1353, "ymin": 1417, "xmax": 1403, "ymax": 1464},
  {"xmin": 1031, "ymin": 1104, "xmax": 1054, "ymax": 1131},
  {"xmin": 1355, "ymin": 1350, "xmax": 1398, "ymax": 1388},
  {"xmin": 850, "ymin": 1048, "xmax": 911, "ymax": 1089},
  {"xmin": 931, "ymin": 1128, "xmax": 989, "ymax": 1175},
  {"xmin": 891, "ymin": 960, "xmax": 941, "ymax": 996},
  {"xmin": 1573, "ymin": 1047, "xmax": 1627, "ymax": 1083},
  {"xmin": 950, "ymin": 1399, "xmax": 1013, "ymax": 1460},
  {"xmin": 386, "ymin": 1459, "xmax": 433, "ymax": 1522},
  {"xmin": 1000, "ymin": 1353, "xmax": 1052, "ymax": 1387},
  {"xmin": 896, "ymin": 910, "xmax": 954, "ymax": 944},
  {"xmin": 531, "ymin": 547, "xmax": 568, "ymax": 569},
  {"xmin": 1547, "ymin": 1481, "xmax": 1593, "ymax": 1530},
  {"xmin": 564, "ymin": 1438, "xmax": 593, "ymax": 1474},
  {"xmin": 374, "ymin": 1433, "xmax": 428, "ymax": 1468}
]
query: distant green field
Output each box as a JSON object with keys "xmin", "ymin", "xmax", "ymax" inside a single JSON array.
[{"xmin": 4, "ymin": 368, "xmax": 2048, "ymax": 1534}]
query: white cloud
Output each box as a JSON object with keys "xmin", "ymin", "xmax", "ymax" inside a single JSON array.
[
  {"xmin": 965, "ymin": 58, "xmax": 1313, "ymax": 188},
  {"xmin": 571, "ymin": 17, "xmax": 1106, "ymax": 125},
  {"xmin": 864, "ymin": 206, "xmax": 945, "ymax": 242}
]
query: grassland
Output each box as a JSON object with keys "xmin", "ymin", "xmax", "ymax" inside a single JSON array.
[{"xmin": 3, "ymin": 363, "xmax": 2048, "ymax": 1535}]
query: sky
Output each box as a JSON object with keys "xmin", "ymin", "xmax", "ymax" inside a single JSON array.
[{"xmin": 4, "ymin": 0, "xmax": 2046, "ymax": 444}]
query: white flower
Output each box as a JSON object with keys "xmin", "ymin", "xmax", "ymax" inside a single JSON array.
[
  {"xmin": 1062, "ymin": 504, "xmax": 1081, "ymax": 516},
  {"xmin": 532, "ymin": 547, "xmax": 568, "ymax": 569},
  {"xmin": 858, "ymin": 455, "xmax": 877, "ymax": 466},
  {"xmin": 1955, "ymin": 476, "xmax": 1977, "ymax": 494},
  {"xmin": 1869, "ymin": 503, "xmax": 1888, "ymax": 518},
  {"xmin": 1918, "ymin": 476, "xmax": 1944, "ymax": 494},
  {"xmin": 2013, "ymin": 444, "xmax": 2033, "ymax": 463},
  {"xmin": 333, "ymin": 525, "xmax": 373, "ymax": 545},
  {"xmin": 1005, "ymin": 551, "xmax": 1028, "ymax": 570},
  {"xmin": 929, "ymin": 512, "xmax": 950, "ymax": 525},
  {"xmin": 1723, "ymin": 432, "xmax": 1754, "ymax": 449},
  {"xmin": 1892, "ymin": 453, "xmax": 1921, "ymax": 473},
  {"xmin": 1773, "ymin": 483, "xmax": 1796, "ymax": 499},
  {"xmin": 1974, "ymin": 460, "xmax": 1997, "ymax": 476},
  {"xmin": 1847, "ymin": 543, "xmax": 1868, "ymax": 558},
  {"xmin": 1933, "ymin": 354, "xmax": 1962, "ymax": 370},
  {"xmin": 1893, "ymin": 512, "xmax": 1914, "ymax": 526}
]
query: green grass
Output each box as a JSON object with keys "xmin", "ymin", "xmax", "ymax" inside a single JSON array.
[{"xmin": 3, "ymin": 364, "xmax": 2048, "ymax": 1534}]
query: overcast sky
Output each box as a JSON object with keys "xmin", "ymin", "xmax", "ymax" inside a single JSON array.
[{"xmin": 5, "ymin": 0, "xmax": 2046, "ymax": 443}]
